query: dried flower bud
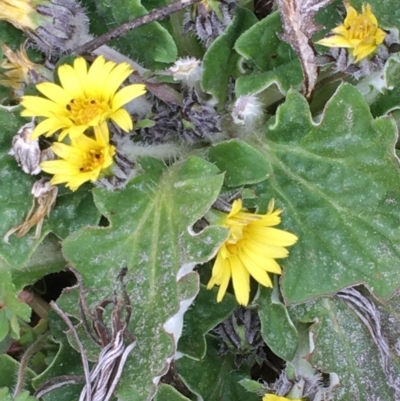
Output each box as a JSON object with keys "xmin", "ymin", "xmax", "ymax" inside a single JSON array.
[
  {"xmin": 40, "ymin": 147, "xmax": 56, "ymax": 163},
  {"xmin": 4, "ymin": 178, "xmax": 58, "ymax": 243},
  {"xmin": 169, "ymin": 57, "xmax": 202, "ymax": 88},
  {"xmin": 0, "ymin": 42, "xmax": 51, "ymax": 97},
  {"xmin": 9, "ymin": 120, "xmax": 41, "ymax": 175},
  {"xmin": 183, "ymin": 0, "xmax": 236, "ymax": 48},
  {"xmin": 231, "ymin": 95, "xmax": 264, "ymax": 128},
  {"xmin": 140, "ymin": 90, "xmax": 221, "ymax": 144},
  {"xmin": 0, "ymin": 0, "xmax": 90, "ymax": 54}
]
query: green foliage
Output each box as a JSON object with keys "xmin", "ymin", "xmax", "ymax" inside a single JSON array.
[
  {"xmin": 176, "ymin": 336, "xmax": 259, "ymax": 401},
  {"xmin": 291, "ymin": 296, "xmax": 400, "ymax": 401},
  {"xmin": 234, "ymin": 11, "xmax": 303, "ymax": 101},
  {"xmin": 60, "ymin": 157, "xmax": 226, "ymax": 400},
  {"xmin": 208, "ymin": 139, "xmax": 271, "ymax": 186},
  {"xmin": 2, "ymin": 0, "xmax": 400, "ymax": 400},
  {"xmin": 202, "ymin": 7, "xmax": 257, "ymax": 104},
  {"xmin": 247, "ymin": 84, "xmax": 400, "ymax": 304},
  {"xmin": 85, "ymin": 0, "xmax": 177, "ymax": 69}
]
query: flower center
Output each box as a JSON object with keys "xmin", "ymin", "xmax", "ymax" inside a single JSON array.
[
  {"xmin": 67, "ymin": 98, "xmax": 110, "ymax": 126},
  {"xmin": 348, "ymin": 16, "xmax": 376, "ymax": 41},
  {"xmin": 80, "ymin": 149, "xmax": 105, "ymax": 173}
]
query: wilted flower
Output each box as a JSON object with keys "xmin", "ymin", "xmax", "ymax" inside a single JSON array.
[
  {"xmin": 169, "ymin": 57, "xmax": 202, "ymax": 87},
  {"xmin": 4, "ymin": 178, "xmax": 57, "ymax": 243},
  {"xmin": 9, "ymin": 120, "xmax": 41, "ymax": 175},
  {"xmin": 21, "ymin": 56, "xmax": 146, "ymax": 140},
  {"xmin": 207, "ymin": 199, "xmax": 298, "ymax": 306},
  {"xmin": 40, "ymin": 124, "xmax": 116, "ymax": 191},
  {"xmin": 0, "ymin": 0, "xmax": 90, "ymax": 53},
  {"xmin": 316, "ymin": 2, "xmax": 386, "ymax": 63},
  {"xmin": 0, "ymin": 42, "xmax": 49, "ymax": 95}
]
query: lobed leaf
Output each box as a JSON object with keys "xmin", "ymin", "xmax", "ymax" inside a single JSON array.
[{"xmin": 61, "ymin": 156, "xmax": 226, "ymax": 400}]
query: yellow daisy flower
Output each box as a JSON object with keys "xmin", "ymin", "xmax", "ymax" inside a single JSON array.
[
  {"xmin": 263, "ymin": 395, "xmax": 302, "ymax": 401},
  {"xmin": 316, "ymin": 2, "xmax": 386, "ymax": 63},
  {"xmin": 21, "ymin": 56, "xmax": 146, "ymax": 140},
  {"xmin": 207, "ymin": 199, "xmax": 298, "ymax": 306},
  {"xmin": 40, "ymin": 123, "xmax": 116, "ymax": 191}
]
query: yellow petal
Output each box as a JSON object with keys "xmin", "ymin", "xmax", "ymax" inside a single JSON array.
[
  {"xmin": 86, "ymin": 56, "xmax": 108, "ymax": 97},
  {"xmin": 21, "ymin": 96, "xmax": 66, "ymax": 117},
  {"xmin": 112, "ymin": 84, "xmax": 146, "ymax": 110},
  {"xmin": 102, "ymin": 62, "xmax": 133, "ymax": 101},
  {"xmin": 58, "ymin": 64, "xmax": 84, "ymax": 99},
  {"xmin": 230, "ymin": 254, "xmax": 250, "ymax": 306},
  {"xmin": 36, "ymin": 82, "xmax": 72, "ymax": 105},
  {"xmin": 316, "ymin": 35, "xmax": 353, "ymax": 48},
  {"xmin": 31, "ymin": 117, "xmax": 71, "ymax": 139},
  {"xmin": 238, "ymin": 249, "xmax": 273, "ymax": 287},
  {"xmin": 109, "ymin": 108, "xmax": 133, "ymax": 132}
]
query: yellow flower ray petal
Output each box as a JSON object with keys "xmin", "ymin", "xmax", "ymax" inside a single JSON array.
[
  {"xmin": 103, "ymin": 63, "xmax": 133, "ymax": 101},
  {"xmin": 58, "ymin": 64, "xmax": 85, "ymax": 99},
  {"xmin": 110, "ymin": 108, "xmax": 133, "ymax": 132},
  {"xmin": 230, "ymin": 254, "xmax": 250, "ymax": 306},
  {"xmin": 31, "ymin": 117, "xmax": 71, "ymax": 140},
  {"xmin": 36, "ymin": 82, "xmax": 72, "ymax": 105},
  {"xmin": 21, "ymin": 96, "xmax": 66, "ymax": 117},
  {"xmin": 239, "ymin": 250, "xmax": 273, "ymax": 287},
  {"xmin": 112, "ymin": 84, "xmax": 147, "ymax": 110}
]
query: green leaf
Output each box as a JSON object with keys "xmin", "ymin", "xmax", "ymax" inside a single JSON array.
[
  {"xmin": 290, "ymin": 297, "xmax": 400, "ymax": 401},
  {"xmin": 208, "ymin": 139, "xmax": 271, "ymax": 187},
  {"xmin": 238, "ymin": 378, "xmax": 265, "ymax": 395},
  {"xmin": 234, "ymin": 11, "xmax": 303, "ymax": 101},
  {"xmin": 257, "ymin": 285, "xmax": 298, "ymax": 362},
  {"xmin": 0, "ymin": 388, "xmax": 38, "ymax": 401},
  {"xmin": 11, "ymin": 234, "xmax": 66, "ymax": 291},
  {"xmin": 0, "ymin": 354, "xmax": 35, "ymax": 390},
  {"xmin": 61, "ymin": 156, "xmax": 226, "ymax": 401},
  {"xmin": 154, "ymin": 384, "xmax": 191, "ymax": 401},
  {"xmin": 178, "ymin": 284, "xmax": 237, "ymax": 360},
  {"xmin": 234, "ymin": 11, "xmax": 296, "ymax": 72},
  {"xmin": 0, "ymin": 108, "xmax": 100, "ymax": 269},
  {"xmin": 90, "ymin": 0, "xmax": 177, "ymax": 69},
  {"xmin": 246, "ymin": 83, "xmax": 400, "ymax": 304},
  {"xmin": 176, "ymin": 336, "xmax": 259, "ymax": 401},
  {"xmin": 0, "ymin": 272, "xmax": 31, "ymax": 341},
  {"xmin": 202, "ymin": 7, "xmax": 257, "ymax": 104},
  {"xmin": 31, "ymin": 335, "xmax": 83, "ymax": 401},
  {"xmin": 366, "ymin": 54, "xmax": 400, "ymax": 117}
]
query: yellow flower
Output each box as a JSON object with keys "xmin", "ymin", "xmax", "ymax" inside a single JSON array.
[
  {"xmin": 263, "ymin": 395, "xmax": 302, "ymax": 401},
  {"xmin": 207, "ymin": 199, "xmax": 298, "ymax": 306},
  {"xmin": 21, "ymin": 56, "xmax": 146, "ymax": 140},
  {"xmin": 315, "ymin": 2, "xmax": 386, "ymax": 63},
  {"xmin": 40, "ymin": 123, "xmax": 116, "ymax": 191}
]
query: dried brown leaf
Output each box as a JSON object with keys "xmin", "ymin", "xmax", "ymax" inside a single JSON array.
[{"xmin": 276, "ymin": 0, "xmax": 335, "ymax": 97}]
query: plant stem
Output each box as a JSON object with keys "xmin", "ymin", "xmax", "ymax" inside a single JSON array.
[{"xmin": 74, "ymin": 0, "xmax": 201, "ymax": 55}]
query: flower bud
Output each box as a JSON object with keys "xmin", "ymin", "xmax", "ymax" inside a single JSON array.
[
  {"xmin": 9, "ymin": 120, "xmax": 41, "ymax": 175},
  {"xmin": 183, "ymin": 0, "xmax": 236, "ymax": 48},
  {"xmin": 0, "ymin": 0, "xmax": 90, "ymax": 54},
  {"xmin": 169, "ymin": 57, "xmax": 202, "ymax": 88},
  {"xmin": 231, "ymin": 95, "xmax": 264, "ymax": 129}
]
